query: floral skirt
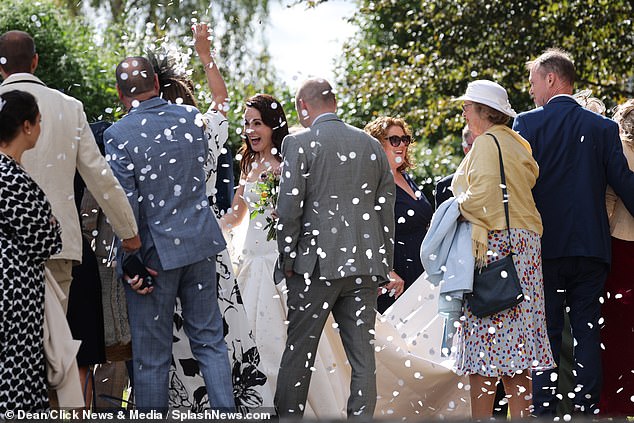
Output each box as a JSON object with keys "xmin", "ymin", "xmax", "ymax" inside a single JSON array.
[{"xmin": 452, "ymin": 228, "xmax": 555, "ymax": 377}]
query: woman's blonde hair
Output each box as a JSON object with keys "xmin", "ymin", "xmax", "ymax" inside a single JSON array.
[{"xmin": 364, "ymin": 116, "xmax": 413, "ymax": 172}]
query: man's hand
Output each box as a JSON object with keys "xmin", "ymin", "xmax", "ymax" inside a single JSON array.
[
  {"xmin": 121, "ymin": 234, "xmax": 141, "ymax": 252},
  {"xmin": 124, "ymin": 266, "xmax": 158, "ymax": 295},
  {"xmin": 378, "ymin": 270, "xmax": 405, "ymax": 299}
]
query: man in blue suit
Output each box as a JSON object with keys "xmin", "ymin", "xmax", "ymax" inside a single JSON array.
[
  {"xmin": 104, "ymin": 57, "xmax": 234, "ymax": 412},
  {"xmin": 513, "ymin": 48, "xmax": 634, "ymax": 417}
]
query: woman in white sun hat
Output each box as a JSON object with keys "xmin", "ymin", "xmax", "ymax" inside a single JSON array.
[{"xmin": 450, "ymin": 80, "xmax": 554, "ymax": 419}]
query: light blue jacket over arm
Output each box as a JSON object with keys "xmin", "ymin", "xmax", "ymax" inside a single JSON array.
[{"xmin": 420, "ymin": 197, "xmax": 474, "ymax": 315}]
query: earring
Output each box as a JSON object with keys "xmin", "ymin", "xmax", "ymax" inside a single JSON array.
[{"xmin": 27, "ymin": 131, "xmax": 32, "ymax": 135}]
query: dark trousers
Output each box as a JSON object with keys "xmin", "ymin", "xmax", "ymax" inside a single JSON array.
[
  {"xmin": 274, "ymin": 268, "xmax": 377, "ymax": 418},
  {"xmin": 533, "ymin": 257, "xmax": 608, "ymax": 416}
]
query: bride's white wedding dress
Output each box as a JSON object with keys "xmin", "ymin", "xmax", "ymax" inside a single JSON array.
[{"xmin": 235, "ymin": 181, "xmax": 349, "ymax": 419}]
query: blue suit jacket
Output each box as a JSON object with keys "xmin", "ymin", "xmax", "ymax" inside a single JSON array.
[
  {"xmin": 513, "ymin": 95, "xmax": 634, "ymax": 264},
  {"xmin": 104, "ymin": 97, "xmax": 226, "ymax": 270}
]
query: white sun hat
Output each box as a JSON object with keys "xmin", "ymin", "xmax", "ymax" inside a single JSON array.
[{"xmin": 454, "ymin": 79, "xmax": 517, "ymax": 118}]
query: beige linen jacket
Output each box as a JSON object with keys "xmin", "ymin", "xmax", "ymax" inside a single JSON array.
[
  {"xmin": 606, "ymin": 140, "xmax": 634, "ymax": 241},
  {"xmin": 0, "ymin": 74, "xmax": 137, "ymax": 262},
  {"xmin": 44, "ymin": 268, "xmax": 84, "ymax": 409}
]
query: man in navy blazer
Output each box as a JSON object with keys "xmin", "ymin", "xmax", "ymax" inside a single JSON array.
[
  {"xmin": 512, "ymin": 48, "xmax": 634, "ymax": 417},
  {"xmin": 104, "ymin": 57, "xmax": 233, "ymax": 412}
]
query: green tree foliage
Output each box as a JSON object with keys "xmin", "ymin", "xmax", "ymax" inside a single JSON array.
[
  {"xmin": 334, "ymin": 0, "xmax": 634, "ymax": 196},
  {"xmin": 62, "ymin": 0, "xmax": 283, "ymax": 162},
  {"xmin": 0, "ymin": 0, "xmax": 119, "ymax": 120},
  {"xmin": 72, "ymin": 0, "xmax": 269, "ymax": 74}
]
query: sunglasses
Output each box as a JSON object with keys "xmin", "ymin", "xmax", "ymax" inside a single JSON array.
[{"xmin": 386, "ymin": 135, "xmax": 412, "ymax": 147}]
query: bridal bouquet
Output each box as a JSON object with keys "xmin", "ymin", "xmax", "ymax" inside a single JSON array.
[{"xmin": 249, "ymin": 169, "xmax": 280, "ymax": 241}]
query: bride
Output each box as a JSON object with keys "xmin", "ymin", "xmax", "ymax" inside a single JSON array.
[{"xmin": 221, "ymin": 94, "xmax": 348, "ymax": 418}]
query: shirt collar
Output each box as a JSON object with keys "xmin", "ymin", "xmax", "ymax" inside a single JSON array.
[
  {"xmin": 128, "ymin": 96, "xmax": 167, "ymax": 112},
  {"xmin": 1, "ymin": 73, "xmax": 46, "ymax": 86},
  {"xmin": 547, "ymin": 93, "xmax": 575, "ymax": 104},
  {"xmin": 312, "ymin": 112, "xmax": 338, "ymax": 126}
]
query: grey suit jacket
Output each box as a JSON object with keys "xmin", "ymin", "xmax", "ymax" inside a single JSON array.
[
  {"xmin": 275, "ymin": 113, "xmax": 395, "ymax": 283},
  {"xmin": 104, "ymin": 97, "xmax": 226, "ymax": 270}
]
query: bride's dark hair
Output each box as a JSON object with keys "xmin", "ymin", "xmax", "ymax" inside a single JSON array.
[
  {"xmin": 146, "ymin": 49, "xmax": 197, "ymax": 107},
  {"xmin": 238, "ymin": 93, "xmax": 288, "ymax": 176}
]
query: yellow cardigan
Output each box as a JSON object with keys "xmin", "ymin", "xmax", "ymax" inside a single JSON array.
[{"xmin": 451, "ymin": 125, "xmax": 543, "ymax": 266}]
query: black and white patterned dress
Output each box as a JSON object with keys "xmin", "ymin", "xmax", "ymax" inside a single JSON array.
[
  {"xmin": 169, "ymin": 110, "xmax": 267, "ymax": 412},
  {"xmin": 0, "ymin": 153, "xmax": 62, "ymax": 417}
]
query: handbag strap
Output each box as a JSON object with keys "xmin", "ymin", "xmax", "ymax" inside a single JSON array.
[{"xmin": 487, "ymin": 133, "xmax": 514, "ymax": 254}]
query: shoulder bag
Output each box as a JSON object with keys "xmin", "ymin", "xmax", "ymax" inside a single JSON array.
[{"xmin": 467, "ymin": 133, "xmax": 525, "ymax": 318}]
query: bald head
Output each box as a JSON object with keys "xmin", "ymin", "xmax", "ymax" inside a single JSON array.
[
  {"xmin": 295, "ymin": 78, "xmax": 336, "ymax": 127},
  {"xmin": 0, "ymin": 30, "xmax": 37, "ymax": 76},
  {"xmin": 115, "ymin": 56, "xmax": 157, "ymax": 98}
]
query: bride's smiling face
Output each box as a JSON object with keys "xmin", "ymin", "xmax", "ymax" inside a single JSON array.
[{"xmin": 244, "ymin": 107, "xmax": 273, "ymax": 154}]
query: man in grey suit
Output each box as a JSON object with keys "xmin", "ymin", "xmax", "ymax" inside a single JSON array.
[
  {"xmin": 104, "ymin": 57, "xmax": 233, "ymax": 412},
  {"xmin": 274, "ymin": 78, "xmax": 395, "ymax": 418}
]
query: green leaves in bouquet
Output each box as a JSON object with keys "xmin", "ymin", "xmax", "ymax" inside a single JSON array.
[{"xmin": 249, "ymin": 171, "xmax": 279, "ymax": 241}]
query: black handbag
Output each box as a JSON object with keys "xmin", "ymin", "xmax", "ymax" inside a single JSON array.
[{"xmin": 467, "ymin": 133, "xmax": 525, "ymax": 318}]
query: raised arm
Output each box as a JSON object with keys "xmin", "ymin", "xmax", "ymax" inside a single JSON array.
[{"xmin": 192, "ymin": 23, "xmax": 228, "ymax": 117}]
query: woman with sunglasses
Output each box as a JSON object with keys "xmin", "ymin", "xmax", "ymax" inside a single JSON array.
[{"xmin": 364, "ymin": 117, "xmax": 433, "ymax": 313}]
